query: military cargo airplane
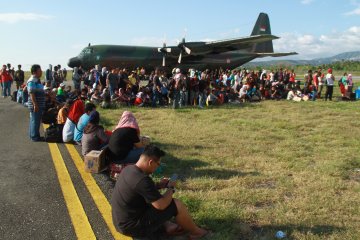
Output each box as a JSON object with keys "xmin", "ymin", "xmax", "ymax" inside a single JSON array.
[{"xmin": 68, "ymin": 13, "xmax": 297, "ymax": 71}]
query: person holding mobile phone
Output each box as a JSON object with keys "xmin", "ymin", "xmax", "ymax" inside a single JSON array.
[{"xmin": 111, "ymin": 145, "xmax": 209, "ymax": 239}]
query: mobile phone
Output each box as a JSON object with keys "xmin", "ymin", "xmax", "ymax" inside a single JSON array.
[{"xmin": 169, "ymin": 174, "xmax": 178, "ymax": 183}]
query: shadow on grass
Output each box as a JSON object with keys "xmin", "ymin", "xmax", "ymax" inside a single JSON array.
[
  {"xmin": 186, "ymin": 168, "xmax": 260, "ymax": 180},
  {"xmin": 152, "ymin": 141, "xmax": 260, "ymax": 180},
  {"xmin": 154, "ymin": 142, "xmax": 209, "ymax": 151}
]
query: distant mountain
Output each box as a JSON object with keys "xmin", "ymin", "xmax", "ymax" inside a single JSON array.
[{"xmin": 244, "ymin": 51, "xmax": 360, "ymax": 68}]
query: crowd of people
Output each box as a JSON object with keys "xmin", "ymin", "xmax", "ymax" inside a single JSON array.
[
  {"xmin": 2, "ymin": 64, "xmax": 209, "ymax": 239},
  {"xmin": 1, "ymin": 62, "xmax": 357, "ymax": 239}
]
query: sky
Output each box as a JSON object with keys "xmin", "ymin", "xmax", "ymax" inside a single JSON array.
[{"xmin": 1, "ymin": 0, "xmax": 360, "ymax": 70}]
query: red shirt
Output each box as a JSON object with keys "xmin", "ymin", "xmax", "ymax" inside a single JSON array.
[
  {"xmin": 1, "ymin": 70, "xmax": 12, "ymax": 83},
  {"xmin": 313, "ymin": 75, "xmax": 319, "ymax": 88}
]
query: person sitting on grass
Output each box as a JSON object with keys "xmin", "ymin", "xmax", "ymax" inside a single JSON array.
[
  {"xmin": 112, "ymin": 88, "xmax": 130, "ymax": 106},
  {"xmin": 73, "ymin": 102, "xmax": 96, "ymax": 145},
  {"xmin": 206, "ymin": 88, "xmax": 218, "ymax": 106},
  {"xmin": 90, "ymin": 88, "xmax": 102, "ymax": 104},
  {"xmin": 81, "ymin": 111, "xmax": 109, "ymax": 156},
  {"xmin": 107, "ymin": 111, "xmax": 145, "ymax": 164},
  {"xmin": 100, "ymin": 88, "xmax": 111, "ymax": 108},
  {"xmin": 111, "ymin": 145, "xmax": 210, "ymax": 239}
]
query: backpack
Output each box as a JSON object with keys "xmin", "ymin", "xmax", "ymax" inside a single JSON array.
[
  {"xmin": 11, "ymin": 91, "xmax": 17, "ymax": 101},
  {"xmin": 44, "ymin": 124, "xmax": 63, "ymax": 143}
]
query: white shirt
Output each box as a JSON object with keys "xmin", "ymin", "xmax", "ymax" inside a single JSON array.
[{"xmin": 326, "ymin": 73, "xmax": 334, "ymax": 86}]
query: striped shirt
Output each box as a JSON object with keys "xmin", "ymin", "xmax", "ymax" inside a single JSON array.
[{"xmin": 27, "ymin": 76, "xmax": 45, "ymax": 111}]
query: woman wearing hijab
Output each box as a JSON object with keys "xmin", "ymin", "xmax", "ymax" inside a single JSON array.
[
  {"xmin": 82, "ymin": 111, "xmax": 109, "ymax": 156},
  {"xmin": 107, "ymin": 111, "xmax": 145, "ymax": 164}
]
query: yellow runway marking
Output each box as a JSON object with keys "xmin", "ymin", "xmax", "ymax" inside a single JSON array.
[
  {"xmin": 47, "ymin": 142, "xmax": 96, "ymax": 240},
  {"xmin": 65, "ymin": 143, "xmax": 131, "ymax": 240}
]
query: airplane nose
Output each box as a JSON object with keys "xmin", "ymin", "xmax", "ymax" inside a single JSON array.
[{"xmin": 68, "ymin": 57, "xmax": 81, "ymax": 68}]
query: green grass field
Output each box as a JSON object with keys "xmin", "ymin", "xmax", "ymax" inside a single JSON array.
[
  {"xmin": 21, "ymin": 69, "xmax": 360, "ymax": 239},
  {"xmin": 98, "ymin": 97, "xmax": 360, "ymax": 240}
]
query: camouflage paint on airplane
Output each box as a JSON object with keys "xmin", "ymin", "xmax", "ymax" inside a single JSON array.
[{"xmin": 68, "ymin": 13, "xmax": 297, "ymax": 70}]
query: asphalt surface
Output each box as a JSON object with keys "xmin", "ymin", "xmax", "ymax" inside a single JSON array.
[{"xmin": 0, "ymin": 92, "xmax": 114, "ymax": 239}]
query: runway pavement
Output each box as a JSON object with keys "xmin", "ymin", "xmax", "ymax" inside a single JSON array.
[{"xmin": 0, "ymin": 95, "xmax": 124, "ymax": 239}]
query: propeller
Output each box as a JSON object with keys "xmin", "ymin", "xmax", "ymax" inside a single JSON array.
[
  {"xmin": 177, "ymin": 38, "xmax": 191, "ymax": 64},
  {"xmin": 158, "ymin": 42, "xmax": 172, "ymax": 67}
]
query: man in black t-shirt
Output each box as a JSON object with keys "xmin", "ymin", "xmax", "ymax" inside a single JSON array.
[{"xmin": 111, "ymin": 145, "xmax": 208, "ymax": 239}]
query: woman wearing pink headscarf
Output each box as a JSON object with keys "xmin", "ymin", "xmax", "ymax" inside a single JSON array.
[{"xmin": 107, "ymin": 111, "xmax": 145, "ymax": 164}]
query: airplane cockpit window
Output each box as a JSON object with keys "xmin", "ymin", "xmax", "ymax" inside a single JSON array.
[{"xmin": 79, "ymin": 48, "xmax": 93, "ymax": 58}]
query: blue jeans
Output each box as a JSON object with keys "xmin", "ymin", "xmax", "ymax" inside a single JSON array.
[
  {"xmin": 121, "ymin": 147, "xmax": 145, "ymax": 164},
  {"xmin": 152, "ymin": 90, "xmax": 160, "ymax": 107},
  {"xmin": 109, "ymin": 84, "xmax": 116, "ymax": 98},
  {"xmin": 198, "ymin": 91, "xmax": 206, "ymax": 108},
  {"xmin": 180, "ymin": 90, "xmax": 188, "ymax": 107},
  {"xmin": 2, "ymin": 81, "xmax": 11, "ymax": 97},
  {"xmin": 172, "ymin": 90, "xmax": 180, "ymax": 109},
  {"xmin": 29, "ymin": 110, "xmax": 43, "ymax": 141}
]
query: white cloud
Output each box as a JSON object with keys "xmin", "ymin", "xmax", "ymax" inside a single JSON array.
[
  {"xmin": 0, "ymin": 13, "xmax": 53, "ymax": 24},
  {"xmin": 273, "ymin": 26, "xmax": 360, "ymax": 59},
  {"xmin": 345, "ymin": 7, "xmax": 360, "ymax": 15},
  {"xmin": 301, "ymin": 0, "xmax": 314, "ymax": 5}
]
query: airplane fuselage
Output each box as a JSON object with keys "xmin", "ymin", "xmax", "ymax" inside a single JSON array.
[{"xmin": 68, "ymin": 45, "xmax": 258, "ymax": 71}]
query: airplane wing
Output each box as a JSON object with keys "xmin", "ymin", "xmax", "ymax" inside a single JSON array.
[
  {"xmin": 255, "ymin": 52, "xmax": 298, "ymax": 57},
  {"xmin": 204, "ymin": 34, "xmax": 278, "ymax": 48}
]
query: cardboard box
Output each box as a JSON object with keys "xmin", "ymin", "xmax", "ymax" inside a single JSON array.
[{"xmin": 84, "ymin": 150, "xmax": 107, "ymax": 173}]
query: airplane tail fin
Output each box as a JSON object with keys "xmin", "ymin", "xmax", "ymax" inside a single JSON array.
[{"xmin": 251, "ymin": 13, "xmax": 274, "ymax": 53}]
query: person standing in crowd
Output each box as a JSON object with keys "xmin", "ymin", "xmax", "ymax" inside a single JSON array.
[
  {"xmin": 198, "ymin": 74, "xmax": 207, "ymax": 108},
  {"xmin": 107, "ymin": 68, "xmax": 119, "ymax": 98},
  {"xmin": 0, "ymin": 65, "xmax": 13, "ymax": 98},
  {"xmin": 111, "ymin": 145, "xmax": 209, "ymax": 239},
  {"xmin": 62, "ymin": 68, "xmax": 67, "ymax": 81},
  {"xmin": 339, "ymin": 72, "xmax": 348, "ymax": 97},
  {"xmin": 347, "ymin": 73, "xmax": 353, "ymax": 97},
  {"xmin": 325, "ymin": 68, "xmax": 335, "ymax": 101},
  {"xmin": 172, "ymin": 68, "xmax": 182, "ymax": 109},
  {"xmin": 312, "ymin": 71, "xmax": 318, "ymax": 101},
  {"xmin": 14, "ymin": 64, "xmax": 25, "ymax": 90},
  {"xmin": 27, "ymin": 64, "xmax": 45, "ymax": 141},
  {"xmin": 52, "ymin": 65, "xmax": 60, "ymax": 88},
  {"xmin": 99, "ymin": 67, "xmax": 107, "ymax": 91},
  {"xmin": 303, "ymin": 70, "xmax": 312, "ymax": 94},
  {"xmin": 180, "ymin": 70, "xmax": 189, "ymax": 107},
  {"xmin": 72, "ymin": 67, "xmax": 82, "ymax": 91},
  {"xmin": 317, "ymin": 71, "xmax": 325, "ymax": 98},
  {"xmin": 45, "ymin": 64, "xmax": 53, "ymax": 85},
  {"xmin": 152, "ymin": 68, "xmax": 162, "ymax": 107}
]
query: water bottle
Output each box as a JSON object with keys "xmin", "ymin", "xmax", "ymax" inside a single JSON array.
[{"xmin": 275, "ymin": 231, "xmax": 286, "ymax": 239}]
